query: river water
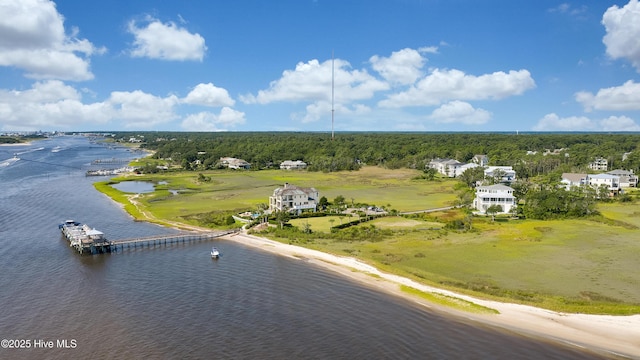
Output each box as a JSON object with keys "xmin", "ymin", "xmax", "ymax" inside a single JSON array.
[{"xmin": 0, "ymin": 136, "xmax": 610, "ymax": 359}]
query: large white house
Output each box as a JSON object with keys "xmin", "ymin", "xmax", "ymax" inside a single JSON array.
[
  {"xmin": 428, "ymin": 158, "xmax": 479, "ymax": 177},
  {"xmin": 473, "ymin": 184, "xmax": 516, "ymax": 214},
  {"xmin": 587, "ymin": 173, "xmax": 620, "ymax": 194},
  {"xmin": 561, "ymin": 172, "xmax": 622, "ymax": 196},
  {"xmin": 269, "ymin": 183, "xmax": 319, "ymax": 214},
  {"xmin": 280, "ymin": 160, "xmax": 307, "ymax": 170}
]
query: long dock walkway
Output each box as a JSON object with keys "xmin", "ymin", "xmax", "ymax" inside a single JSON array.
[{"xmin": 108, "ymin": 230, "xmax": 238, "ymax": 253}]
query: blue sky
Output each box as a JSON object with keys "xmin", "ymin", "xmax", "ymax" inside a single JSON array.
[{"xmin": 1, "ymin": 0, "xmax": 639, "ymax": 132}]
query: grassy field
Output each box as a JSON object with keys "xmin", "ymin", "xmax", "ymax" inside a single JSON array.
[{"xmin": 96, "ymin": 166, "xmax": 640, "ymax": 314}]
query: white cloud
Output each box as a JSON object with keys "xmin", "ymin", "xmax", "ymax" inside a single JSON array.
[
  {"xmin": 181, "ymin": 107, "xmax": 246, "ymax": 131},
  {"xmin": 294, "ymin": 101, "xmax": 371, "ymax": 124},
  {"xmin": 0, "ymin": 0, "xmax": 103, "ymax": 81},
  {"xmin": 602, "ymin": 0, "xmax": 640, "ymax": 72},
  {"xmin": 241, "ymin": 58, "xmax": 388, "ymax": 104},
  {"xmin": 429, "ymin": 101, "xmax": 491, "ymax": 125},
  {"xmin": 370, "ymin": 48, "xmax": 425, "ymax": 85},
  {"xmin": 548, "ymin": 3, "xmax": 587, "ymax": 17},
  {"xmin": 575, "ymin": 80, "xmax": 640, "ymax": 111},
  {"xmin": 533, "ymin": 113, "xmax": 595, "ymax": 131},
  {"xmin": 128, "ymin": 16, "xmax": 207, "ymax": 61},
  {"xmin": 379, "ymin": 68, "xmax": 535, "ymax": 108},
  {"xmin": 533, "ymin": 113, "xmax": 640, "ymax": 131},
  {"xmin": 599, "ymin": 115, "xmax": 640, "ymax": 131},
  {"xmin": 0, "ymin": 81, "xmax": 112, "ymax": 130},
  {"xmin": 183, "ymin": 83, "xmax": 234, "ymax": 107},
  {"xmin": 107, "ymin": 90, "xmax": 180, "ymax": 128}
]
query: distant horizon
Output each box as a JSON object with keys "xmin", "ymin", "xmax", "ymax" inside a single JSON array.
[{"xmin": 1, "ymin": 1, "xmax": 639, "ymax": 133}]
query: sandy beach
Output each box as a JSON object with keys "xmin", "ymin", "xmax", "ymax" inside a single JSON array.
[{"xmin": 221, "ymin": 230, "xmax": 640, "ymax": 359}]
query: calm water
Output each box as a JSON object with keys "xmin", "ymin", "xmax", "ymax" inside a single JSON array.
[{"xmin": 0, "ymin": 136, "xmax": 611, "ymax": 359}]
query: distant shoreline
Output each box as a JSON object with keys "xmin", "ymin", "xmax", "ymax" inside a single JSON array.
[{"xmin": 0, "ymin": 141, "xmax": 32, "ymax": 147}]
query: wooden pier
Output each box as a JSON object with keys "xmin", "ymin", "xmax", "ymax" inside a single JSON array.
[
  {"xmin": 108, "ymin": 230, "xmax": 238, "ymax": 252},
  {"xmin": 67, "ymin": 230, "xmax": 238, "ymax": 255}
]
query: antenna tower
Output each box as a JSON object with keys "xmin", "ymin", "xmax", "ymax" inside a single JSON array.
[{"xmin": 331, "ymin": 50, "xmax": 335, "ymax": 141}]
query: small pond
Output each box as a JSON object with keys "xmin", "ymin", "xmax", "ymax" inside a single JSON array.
[{"xmin": 110, "ymin": 181, "xmax": 155, "ymax": 194}]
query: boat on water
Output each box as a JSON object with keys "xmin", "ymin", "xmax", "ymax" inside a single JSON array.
[
  {"xmin": 59, "ymin": 220, "xmax": 111, "ymax": 254},
  {"xmin": 210, "ymin": 247, "xmax": 220, "ymax": 259}
]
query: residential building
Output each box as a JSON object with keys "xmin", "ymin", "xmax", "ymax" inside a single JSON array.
[
  {"xmin": 484, "ymin": 166, "xmax": 516, "ymax": 184},
  {"xmin": 587, "ymin": 173, "xmax": 620, "ymax": 194},
  {"xmin": 280, "ymin": 160, "xmax": 307, "ymax": 170},
  {"xmin": 561, "ymin": 173, "xmax": 588, "ymax": 190},
  {"xmin": 562, "ymin": 172, "xmax": 621, "ymax": 195},
  {"xmin": 220, "ymin": 157, "xmax": 251, "ymax": 169},
  {"xmin": 428, "ymin": 158, "xmax": 465, "ymax": 177},
  {"xmin": 472, "ymin": 154, "xmax": 489, "ymax": 166},
  {"xmin": 269, "ymin": 183, "xmax": 319, "ymax": 214},
  {"xmin": 607, "ymin": 169, "xmax": 638, "ymax": 188},
  {"xmin": 589, "ymin": 157, "xmax": 608, "ymax": 171},
  {"xmin": 429, "ymin": 158, "xmax": 514, "ymax": 181},
  {"xmin": 473, "ymin": 184, "xmax": 516, "ymax": 214}
]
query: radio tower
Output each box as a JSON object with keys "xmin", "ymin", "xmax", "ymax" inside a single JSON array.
[{"xmin": 331, "ymin": 50, "xmax": 335, "ymax": 141}]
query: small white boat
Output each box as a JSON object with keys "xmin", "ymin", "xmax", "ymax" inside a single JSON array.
[{"xmin": 210, "ymin": 247, "xmax": 220, "ymax": 259}]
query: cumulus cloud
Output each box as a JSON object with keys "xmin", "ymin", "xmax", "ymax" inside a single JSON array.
[
  {"xmin": 370, "ymin": 48, "xmax": 426, "ymax": 85},
  {"xmin": 181, "ymin": 107, "xmax": 246, "ymax": 131},
  {"xmin": 241, "ymin": 58, "xmax": 388, "ymax": 104},
  {"xmin": 429, "ymin": 101, "xmax": 492, "ymax": 125},
  {"xmin": 183, "ymin": 83, "xmax": 234, "ymax": 107},
  {"xmin": 575, "ymin": 80, "xmax": 640, "ymax": 111},
  {"xmin": 602, "ymin": 0, "xmax": 640, "ymax": 72},
  {"xmin": 378, "ymin": 68, "xmax": 535, "ymax": 108},
  {"xmin": 599, "ymin": 115, "xmax": 640, "ymax": 131},
  {"xmin": 533, "ymin": 113, "xmax": 595, "ymax": 131},
  {"xmin": 107, "ymin": 90, "xmax": 180, "ymax": 128},
  {"xmin": 128, "ymin": 16, "xmax": 207, "ymax": 61},
  {"xmin": 0, "ymin": 81, "xmax": 112, "ymax": 131},
  {"xmin": 0, "ymin": 0, "xmax": 103, "ymax": 80},
  {"xmin": 533, "ymin": 113, "xmax": 640, "ymax": 131}
]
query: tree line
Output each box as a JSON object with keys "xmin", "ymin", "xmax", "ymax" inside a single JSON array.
[{"xmin": 114, "ymin": 131, "xmax": 640, "ymax": 176}]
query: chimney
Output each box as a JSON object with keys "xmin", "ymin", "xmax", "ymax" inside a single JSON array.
[{"xmin": 284, "ymin": 182, "xmax": 289, "ymax": 188}]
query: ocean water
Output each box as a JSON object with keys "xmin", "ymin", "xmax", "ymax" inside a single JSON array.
[{"xmin": 0, "ymin": 136, "xmax": 610, "ymax": 359}]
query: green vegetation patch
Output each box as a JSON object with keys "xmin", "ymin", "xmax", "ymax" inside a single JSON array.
[{"xmin": 400, "ymin": 285, "xmax": 499, "ymax": 314}]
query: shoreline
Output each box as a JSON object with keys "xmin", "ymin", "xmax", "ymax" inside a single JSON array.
[{"xmin": 219, "ymin": 230, "xmax": 640, "ymax": 359}]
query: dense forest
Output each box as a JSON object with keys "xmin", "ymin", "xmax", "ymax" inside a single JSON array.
[{"xmin": 113, "ymin": 132, "xmax": 640, "ymax": 178}]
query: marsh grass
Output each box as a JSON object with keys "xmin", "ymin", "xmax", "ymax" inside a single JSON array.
[
  {"xmin": 400, "ymin": 285, "xmax": 499, "ymax": 314},
  {"xmin": 97, "ymin": 167, "xmax": 640, "ymax": 314}
]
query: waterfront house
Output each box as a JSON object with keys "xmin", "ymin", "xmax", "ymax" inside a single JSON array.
[
  {"xmin": 561, "ymin": 173, "xmax": 588, "ymax": 190},
  {"xmin": 562, "ymin": 172, "xmax": 621, "ymax": 195},
  {"xmin": 587, "ymin": 173, "xmax": 620, "ymax": 195},
  {"xmin": 220, "ymin": 157, "xmax": 251, "ymax": 170},
  {"xmin": 428, "ymin": 158, "xmax": 466, "ymax": 177},
  {"xmin": 269, "ymin": 183, "xmax": 319, "ymax": 214},
  {"xmin": 280, "ymin": 160, "xmax": 307, "ymax": 170},
  {"xmin": 473, "ymin": 184, "xmax": 516, "ymax": 214},
  {"xmin": 607, "ymin": 169, "xmax": 637, "ymax": 188}
]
